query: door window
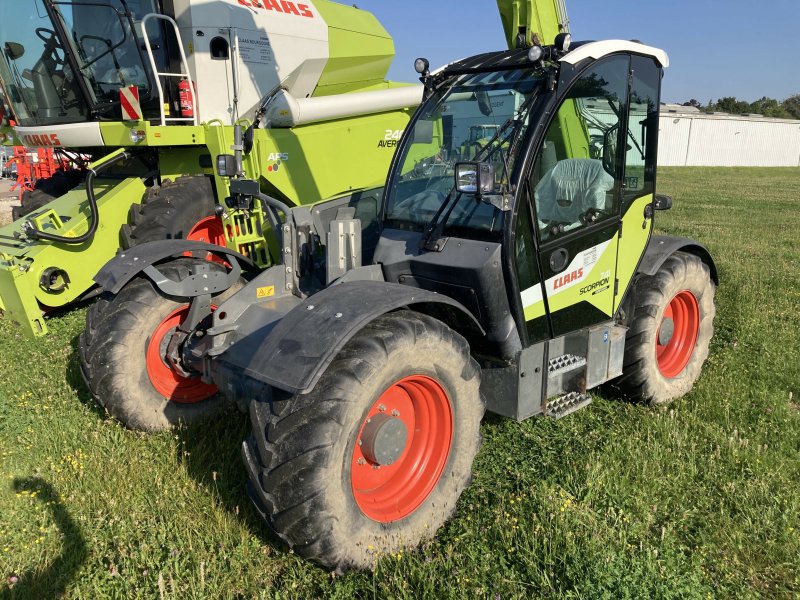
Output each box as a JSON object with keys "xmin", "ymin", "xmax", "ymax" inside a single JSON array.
[{"xmin": 529, "ymin": 56, "xmax": 629, "ymax": 243}]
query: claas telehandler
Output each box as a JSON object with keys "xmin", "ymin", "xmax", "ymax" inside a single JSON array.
[{"xmin": 80, "ymin": 35, "xmax": 716, "ymax": 571}]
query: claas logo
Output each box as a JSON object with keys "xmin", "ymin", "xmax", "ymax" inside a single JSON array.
[
  {"xmin": 236, "ymin": 0, "xmax": 314, "ymax": 18},
  {"xmin": 553, "ymin": 268, "xmax": 584, "ymax": 290},
  {"xmin": 21, "ymin": 134, "xmax": 62, "ymax": 147}
]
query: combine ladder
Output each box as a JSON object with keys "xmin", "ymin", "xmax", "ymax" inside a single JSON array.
[{"xmin": 141, "ymin": 14, "xmax": 199, "ymax": 126}]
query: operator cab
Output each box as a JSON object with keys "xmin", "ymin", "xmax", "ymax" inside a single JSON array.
[
  {"xmin": 0, "ymin": 1, "xmax": 167, "ymax": 127},
  {"xmin": 373, "ymin": 40, "xmax": 666, "ymax": 415}
]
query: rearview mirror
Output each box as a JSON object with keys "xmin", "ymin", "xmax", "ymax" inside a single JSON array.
[
  {"xmin": 4, "ymin": 42, "xmax": 24, "ymax": 60},
  {"xmin": 654, "ymin": 194, "xmax": 673, "ymax": 210},
  {"xmin": 455, "ymin": 161, "xmax": 494, "ymax": 196}
]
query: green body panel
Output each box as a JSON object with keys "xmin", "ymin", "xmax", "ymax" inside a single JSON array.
[
  {"xmin": 99, "ymin": 122, "xmax": 206, "ymax": 147},
  {"xmin": 312, "ymin": 1, "xmax": 395, "ymax": 96},
  {"xmin": 245, "ymin": 109, "xmax": 415, "ymax": 204},
  {"xmin": 614, "ymin": 193, "xmax": 654, "ymax": 313},
  {"xmin": 496, "ymin": 0, "xmax": 568, "ymax": 47},
  {"xmin": 0, "ymin": 177, "xmax": 146, "ymax": 335},
  {"xmin": 521, "ymin": 238, "xmax": 618, "ymax": 321}
]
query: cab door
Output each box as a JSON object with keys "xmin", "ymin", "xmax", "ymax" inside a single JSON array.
[
  {"xmin": 614, "ymin": 56, "xmax": 663, "ymax": 312},
  {"xmin": 524, "ymin": 55, "xmax": 630, "ymax": 338}
]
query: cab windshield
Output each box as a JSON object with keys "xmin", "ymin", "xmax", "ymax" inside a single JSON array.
[
  {"xmin": 385, "ymin": 67, "xmax": 545, "ymax": 237},
  {"xmin": 0, "ymin": 0, "xmax": 153, "ymax": 126}
]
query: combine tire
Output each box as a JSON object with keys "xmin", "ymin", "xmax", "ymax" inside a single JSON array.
[
  {"xmin": 79, "ymin": 258, "xmax": 240, "ymax": 431},
  {"xmin": 242, "ymin": 310, "xmax": 483, "ymax": 571},
  {"xmin": 614, "ymin": 252, "xmax": 715, "ymax": 404},
  {"xmin": 121, "ymin": 176, "xmax": 225, "ymax": 249}
]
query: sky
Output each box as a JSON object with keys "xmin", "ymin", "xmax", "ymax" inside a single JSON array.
[{"xmin": 353, "ymin": 0, "xmax": 800, "ymax": 104}]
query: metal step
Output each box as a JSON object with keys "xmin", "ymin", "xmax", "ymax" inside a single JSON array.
[
  {"xmin": 547, "ymin": 354, "xmax": 587, "ymax": 376},
  {"xmin": 545, "ymin": 392, "xmax": 592, "ymax": 419}
]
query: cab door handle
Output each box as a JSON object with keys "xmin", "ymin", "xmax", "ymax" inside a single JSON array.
[{"xmin": 549, "ymin": 248, "xmax": 569, "ymax": 273}]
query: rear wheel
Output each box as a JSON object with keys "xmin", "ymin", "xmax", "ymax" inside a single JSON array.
[
  {"xmin": 79, "ymin": 258, "xmax": 241, "ymax": 431},
  {"xmin": 242, "ymin": 310, "xmax": 483, "ymax": 571},
  {"xmin": 614, "ymin": 252, "xmax": 715, "ymax": 404}
]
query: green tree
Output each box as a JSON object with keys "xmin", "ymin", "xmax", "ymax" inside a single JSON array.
[
  {"xmin": 749, "ymin": 96, "xmax": 792, "ymax": 119},
  {"xmin": 782, "ymin": 95, "xmax": 800, "ymax": 119}
]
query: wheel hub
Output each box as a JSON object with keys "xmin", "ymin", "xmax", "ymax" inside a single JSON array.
[
  {"xmin": 658, "ymin": 317, "xmax": 675, "ymax": 346},
  {"xmin": 359, "ymin": 414, "xmax": 408, "ymax": 466},
  {"xmin": 145, "ymin": 305, "xmax": 218, "ymax": 403}
]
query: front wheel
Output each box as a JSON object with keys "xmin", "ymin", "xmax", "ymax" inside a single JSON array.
[
  {"xmin": 614, "ymin": 251, "xmax": 716, "ymax": 404},
  {"xmin": 78, "ymin": 258, "xmax": 241, "ymax": 431},
  {"xmin": 242, "ymin": 310, "xmax": 483, "ymax": 571}
]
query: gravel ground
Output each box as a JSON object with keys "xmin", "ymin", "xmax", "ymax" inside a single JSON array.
[{"xmin": 0, "ymin": 179, "xmax": 20, "ymax": 226}]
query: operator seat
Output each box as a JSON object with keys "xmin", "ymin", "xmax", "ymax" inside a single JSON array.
[{"xmin": 534, "ymin": 158, "xmax": 614, "ymax": 233}]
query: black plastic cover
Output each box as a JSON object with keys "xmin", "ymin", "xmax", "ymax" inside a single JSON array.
[
  {"xmin": 639, "ymin": 235, "xmax": 718, "ymax": 284},
  {"xmin": 220, "ymin": 280, "xmax": 482, "ymax": 395},
  {"xmin": 93, "ymin": 239, "xmax": 256, "ymax": 294}
]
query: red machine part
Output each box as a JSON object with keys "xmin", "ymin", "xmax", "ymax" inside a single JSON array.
[{"xmin": 3, "ymin": 146, "xmax": 75, "ymax": 201}]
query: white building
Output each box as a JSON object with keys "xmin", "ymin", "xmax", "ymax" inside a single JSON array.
[{"xmin": 658, "ymin": 104, "xmax": 800, "ymax": 167}]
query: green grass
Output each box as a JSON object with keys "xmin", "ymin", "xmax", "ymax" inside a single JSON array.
[{"xmin": 1, "ymin": 167, "xmax": 799, "ymax": 598}]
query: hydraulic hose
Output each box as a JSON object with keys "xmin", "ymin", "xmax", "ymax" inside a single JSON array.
[
  {"xmin": 24, "ymin": 150, "xmax": 134, "ymax": 245},
  {"xmin": 256, "ymin": 192, "xmax": 292, "ymax": 252}
]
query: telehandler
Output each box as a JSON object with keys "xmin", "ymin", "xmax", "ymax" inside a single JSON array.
[{"xmin": 80, "ymin": 30, "xmax": 717, "ymax": 570}]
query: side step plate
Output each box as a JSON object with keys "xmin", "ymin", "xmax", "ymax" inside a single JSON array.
[
  {"xmin": 548, "ymin": 354, "xmax": 587, "ymax": 376},
  {"xmin": 545, "ymin": 392, "xmax": 592, "ymax": 419}
]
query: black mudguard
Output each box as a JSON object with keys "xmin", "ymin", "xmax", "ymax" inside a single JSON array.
[
  {"xmin": 222, "ymin": 280, "xmax": 484, "ymax": 395},
  {"xmin": 93, "ymin": 239, "xmax": 257, "ymax": 295},
  {"xmin": 639, "ymin": 236, "xmax": 718, "ymax": 284}
]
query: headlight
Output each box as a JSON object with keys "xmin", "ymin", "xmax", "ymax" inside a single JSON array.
[{"xmin": 527, "ymin": 46, "xmax": 544, "ymax": 63}]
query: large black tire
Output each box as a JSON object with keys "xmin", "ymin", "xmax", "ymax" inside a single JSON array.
[
  {"xmin": 121, "ymin": 176, "xmax": 221, "ymax": 248},
  {"xmin": 242, "ymin": 310, "xmax": 484, "ymax": 571},
  {"xmin": 11, "ymin": 170, "xmax": 85, "ymax": 221},
  {"xmin": 613, "ymin": 251, "xmax": 716, "ymax": 404},
  {"xmin": 79, "ymin": 258, "xmax": 241, "ymax": 432}
]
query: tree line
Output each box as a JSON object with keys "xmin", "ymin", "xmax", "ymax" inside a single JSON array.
[{"xmin": 680, "ymin": 95, "xmax": 800, "ymax": 120}]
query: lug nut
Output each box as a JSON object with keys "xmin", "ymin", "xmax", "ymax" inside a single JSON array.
[{"xmin": 357, "ymin": 458, "xmax": 366, "ymax": 465}]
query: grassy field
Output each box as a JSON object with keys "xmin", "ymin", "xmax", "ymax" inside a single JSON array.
[{"xmin": 1, "ymin": 167, "xmax": 799, "ymax": 598}]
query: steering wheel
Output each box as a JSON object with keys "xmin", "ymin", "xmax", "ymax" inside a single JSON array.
[
  {"xmin": 580, "ymin": 207, "xmax": 612, "ymax": 226},
  {"xmin": 35, "ymin": 28, "xmax": 58, "ymax": 44}
]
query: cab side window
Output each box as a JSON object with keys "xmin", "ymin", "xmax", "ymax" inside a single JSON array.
[
  {"xmin": 530, "ymin": 56, "xmax": 629, "ymax": 243},
  {"xmin": 622, "ymin": 56, "xmax": 660, "ymax": 213}
]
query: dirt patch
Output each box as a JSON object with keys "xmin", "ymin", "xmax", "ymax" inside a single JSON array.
[
  {"xmin": 0, "ymin": 198, "xmax": 19, "ymax": 226},
  {"xmin": 0, "ymin": 179, "xmax": 20, "ymax": 226}
]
